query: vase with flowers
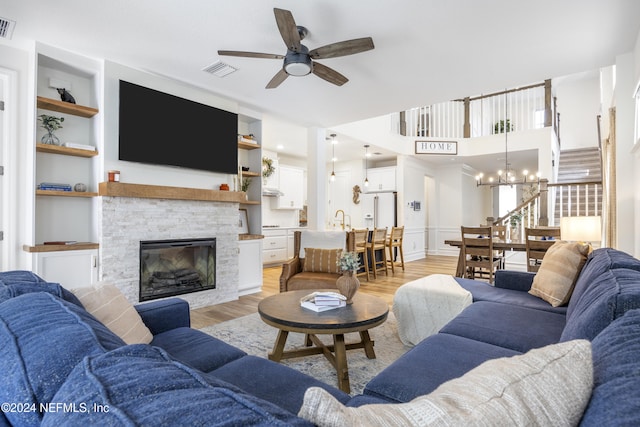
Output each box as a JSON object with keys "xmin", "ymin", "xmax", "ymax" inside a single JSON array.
[
  {"xmin": 38, "ymin": 114, "xmax": 65, "ymax": 145},
  {"xmin": 336, "ymin": 251, "xmax": 361, "ymax": 304}
]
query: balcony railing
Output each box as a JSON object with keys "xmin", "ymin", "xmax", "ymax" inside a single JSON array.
[{"xmin": 398, "ymin": 80, "xmax": 553, "ymax": 139}]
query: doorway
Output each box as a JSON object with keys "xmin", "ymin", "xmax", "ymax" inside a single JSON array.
[{"xmin": 0, "ymin": 67, "xmax": 18, "ymax": 270}]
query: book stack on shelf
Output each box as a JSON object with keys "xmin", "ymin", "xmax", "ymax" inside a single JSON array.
[
  {"xmin": 300, "ymin": 291, "xmax": 347, "ymax": 312},
  {"xmin": 62, "ymin": 142, "xmax": 96, "ymax": 151},
  {"xmin": 238, "ymin": 134, "xmax": 258, "ymax": 145},
  {"xmin": 38, "ymin": 182, "xmax": 72, "ymax": 192}
]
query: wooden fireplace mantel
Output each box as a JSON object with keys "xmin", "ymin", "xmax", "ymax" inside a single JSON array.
[{"xmin": 99, "ymin": 182, "xmax": 248, "ymax": 203}]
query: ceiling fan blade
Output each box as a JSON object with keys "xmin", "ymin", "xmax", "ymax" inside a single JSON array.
[
  {"xmin": 309, "ymin": 37, "xmax": 375, "ymax": 59},
  {"xmin": 274, "ymin": 8, "xmax": 301, "ymax": 52},
  {"xmin": 218, "ymin": 50, "xmax": 284, "ymax": 60},
  {"xmin": 312, "ymin": 62, "xmax": 348, "ymax": 86},
  {"xmin": 266, "ymin": 69, "xmax": 289, "ymax": 89}
]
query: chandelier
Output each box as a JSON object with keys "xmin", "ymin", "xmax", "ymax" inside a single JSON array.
[{"xmin": 475, "ymin": 92, "xmax": 541, "ymax": 187}]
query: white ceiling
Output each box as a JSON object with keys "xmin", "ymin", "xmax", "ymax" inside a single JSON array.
[{"xmin": 2, "ymin": 0, "xmax": 639, "ymax": 166}]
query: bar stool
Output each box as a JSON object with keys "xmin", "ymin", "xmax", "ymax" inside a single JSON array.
[
  {"xmin": 367, "ymin": 227, "xmax": 388, "ymax": 279},
  {"xmin": 386, "ymin": 226, "xmax": 405, "ymax": 273},
  {"xmin": 353, "ymin": 228, "xmax": 370, "ymax": 281}
]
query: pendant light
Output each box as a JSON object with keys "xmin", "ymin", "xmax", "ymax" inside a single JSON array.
[
  {"xmin": 364, "ymin": 144, "xmax": 370, "ymax": 187},
  {"xmin": 330, "ymin": 134, "xmax": 337, "ymax": 182}
]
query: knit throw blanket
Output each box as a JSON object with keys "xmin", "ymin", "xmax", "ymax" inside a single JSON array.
[{"xmin": 393, "ymin": 274, "xmax": 472, "ymax": 346}]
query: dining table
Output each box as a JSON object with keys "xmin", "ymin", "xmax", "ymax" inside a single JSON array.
[{"xmin": 444, "ymin": 238, "xmax": 527, "ymax": 278}]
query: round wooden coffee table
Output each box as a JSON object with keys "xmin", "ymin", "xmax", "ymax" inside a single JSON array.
[{"xmin": 258, "ymin": 289, "xmax": 389, "ymax": 393}]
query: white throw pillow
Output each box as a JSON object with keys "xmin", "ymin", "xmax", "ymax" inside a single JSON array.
[
  {"xmin": 71, "ymin": 283, "xmax": 153, "ymax": 344},
  {"xmin": 299, "ymin": 340, "xmax": 593, "ymax": 427}
]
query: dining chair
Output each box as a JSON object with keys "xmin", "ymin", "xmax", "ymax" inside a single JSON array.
[
  {"xmin": 491, "ymin": 225, "xmax": 507, "ymax": 269},
  {"xmin": 460, "ymin": 225, "xmax": 502, "ymax": 284},
  {"xmin": 386, "ymin": 226, "xmax": 405, "ymax": 273},
  {"xmin": 352, "ymin": 228, "xmax": 370, "ymax": 281},
  {"xmin": 367, "ymin": 227, "xmax": 388, "ymax": 279},
  {"xmin": 525, "ymin": 227, "xmax": 561, "ymax": 272}
]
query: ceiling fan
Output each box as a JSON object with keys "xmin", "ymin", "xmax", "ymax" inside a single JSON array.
[{"xmin": 218, "ymin": 8, "xmax": 374, "ymax": 89}]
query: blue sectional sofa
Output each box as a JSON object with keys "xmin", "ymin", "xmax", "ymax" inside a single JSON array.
[{"xmin": 1, "ymin": 247, "xmax": 640, "ymax": 425}]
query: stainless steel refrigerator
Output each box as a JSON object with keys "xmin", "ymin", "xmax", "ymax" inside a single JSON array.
[{"xmin": 361, "ymin": 192, "xmax": 397, "ymax": 230}]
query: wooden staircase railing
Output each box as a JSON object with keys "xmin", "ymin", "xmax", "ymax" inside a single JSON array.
[{"xmin": 491, "ymin": 178, "xmax": 603, "ymax": 237}]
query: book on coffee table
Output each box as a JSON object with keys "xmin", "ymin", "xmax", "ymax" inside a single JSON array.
[{"xmin": 301, "ymin": 300, "xmax": 346, "ymax": 312}]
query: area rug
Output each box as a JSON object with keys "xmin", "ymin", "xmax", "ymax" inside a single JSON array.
[{"xmin": 199, "ymin": 311, "xmax": 409, "ymax": 395}]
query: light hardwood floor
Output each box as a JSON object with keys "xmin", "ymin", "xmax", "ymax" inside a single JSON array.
[{"xmin": 191, "ymin": 255, "xmax": 458, "ymax": 329}]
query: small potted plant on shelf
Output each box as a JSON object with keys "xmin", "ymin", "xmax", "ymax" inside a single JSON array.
[
  {"xmin": 241, "ymin": 177, "xmax": 252, "ymax": 192},
  {"xmin": 38, "ymin": 114, "xmax": 65, "ymax": 145},
  {"xmin": 493, "ymin": 119, "xmax": 513, "ymax": 134},
  {"xmin": 336, "ymin": 251, "xmax": 361, "ymax": 304}
]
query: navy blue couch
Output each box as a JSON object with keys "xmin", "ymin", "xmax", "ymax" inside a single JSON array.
[
  {"xmin": 361, "ymin": 248, "xmax": 640, "ymax": 425},
  {"xmin": 1, "ymin": 248, "xmax": 639, "ymax": 425}
]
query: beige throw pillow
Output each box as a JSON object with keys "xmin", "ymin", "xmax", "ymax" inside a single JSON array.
[
  {"xmin": 529, "ymin": 241, "xmax": 591, "ymax": 307},
  {"xmin": 71, "ymin": 283, "xmax": 153, "ymax": 344},
  {"xmin": 299, "ymin": 340, "xmax": 593, "ymax": 427},
  {"xmin": 303, "ymin": 248, "xmax": 342, "ymax": 274}
]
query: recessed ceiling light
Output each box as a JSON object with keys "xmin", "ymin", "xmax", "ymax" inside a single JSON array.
[{"xmin": 276, "ymin": 144, "xmax": 284, "ymax": 150}]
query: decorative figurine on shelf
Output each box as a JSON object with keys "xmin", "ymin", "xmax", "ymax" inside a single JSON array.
[
  {"xmin": 38, "ymin": 114, "xmax": 64, "ymax": 145},
  {"xmin": 57, "ymin": 87, "xmax": 76, "ymax": 104}
]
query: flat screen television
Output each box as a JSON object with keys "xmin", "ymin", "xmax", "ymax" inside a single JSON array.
[{"xmin": 118, "ymin": 80, "xmax": 238, "ymax": 174}]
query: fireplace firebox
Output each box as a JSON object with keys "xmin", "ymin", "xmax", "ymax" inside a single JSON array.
[{"xmin": 139, "ymin": 238, "xmax": 216, "ymax": 301}]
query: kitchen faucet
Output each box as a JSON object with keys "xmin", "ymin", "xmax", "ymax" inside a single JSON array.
[{"xmin": 335, "ymin": 210, "xmax": 345, "ymax": 230}]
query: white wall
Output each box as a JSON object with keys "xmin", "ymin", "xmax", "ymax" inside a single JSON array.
[
  {"xmin": 330, "ymin": 158, "xmax": 365, "ymax": 229},
  {"xmin": 634, "ymin": 29, "xmax": 640, "ymax": 257},
  {"xmin": 398, "ymin": 155, "xmax": 434, "ymax": 261},
  {"xmin": 554, "ymin": 72, "xmax": 601, "ymax": 150},
  {"xmin": 614, "ymin": 52, "xmax": 637, "ymax": 255}
]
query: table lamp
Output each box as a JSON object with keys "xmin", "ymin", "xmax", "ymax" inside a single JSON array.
[{"xmin": 560, "ymin": 216, "xmax": 602, "ymax": 246}]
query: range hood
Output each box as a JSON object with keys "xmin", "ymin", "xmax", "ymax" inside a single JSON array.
[{"xmin": 262, "ymin": 187, "xmax": 284, "ymax": 197}]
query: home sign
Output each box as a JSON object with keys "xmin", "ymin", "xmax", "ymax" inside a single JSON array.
[{"xmin": 415, "ymin": 140, "xmax": 458, "ymax": 155}]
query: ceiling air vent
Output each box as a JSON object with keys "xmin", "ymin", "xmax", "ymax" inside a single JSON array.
[
  {"xmin": 0, "ymin": 17, "xmax": 16, "ymax": 39},
  {"xmin": 202, "ymin": 61, "xmax": 238, "ymax": 78}
]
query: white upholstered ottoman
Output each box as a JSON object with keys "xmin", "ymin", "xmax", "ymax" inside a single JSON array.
[{"xmin": 393, "ymin": 274, "xmax": 473, "ymax": 346}]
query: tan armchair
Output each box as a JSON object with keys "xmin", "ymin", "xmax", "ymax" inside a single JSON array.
[{"xmin": 280, "ymin": 230, "xmax": 355, "ymax": 292}]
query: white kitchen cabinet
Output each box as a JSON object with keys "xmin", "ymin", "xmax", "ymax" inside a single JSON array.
[
  {"xmin": 262, "ymin": 229, "xmax": 288, "ymax": 265},
  {"xmin": 277, "ymin": 165, "xmax": 304, "ymax": 209},
  {"xmin": 365, "ymin": 166, "xmax": 396, "ymax": 192},
  {"xmin": 287, "ymin": 231, "xmax": 296, "ymax": 259},
  {"xmin": 32, "ymin": 249, "xmax": 99, "ymax": 289},
  {"xmin": 238, "ymin": 238, "xmax": 263, "ymax": 295}
]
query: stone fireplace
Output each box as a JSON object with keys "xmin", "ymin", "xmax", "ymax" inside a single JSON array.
[
  {"xmin": 139, "ymin": 238, "xmax": 216, "ymax": 301},
  {"xmin": 98, "ymin": 183, "xmax": 245, "ymax": 309}
]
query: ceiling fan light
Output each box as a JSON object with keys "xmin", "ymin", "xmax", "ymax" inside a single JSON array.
[
  {"xmin": 284, "ymin": 62, "xmax": 312, "ymax": 76},
  {"xmin": 284, "ymin": 49, "xmax": 312, "ymax": 76}
]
